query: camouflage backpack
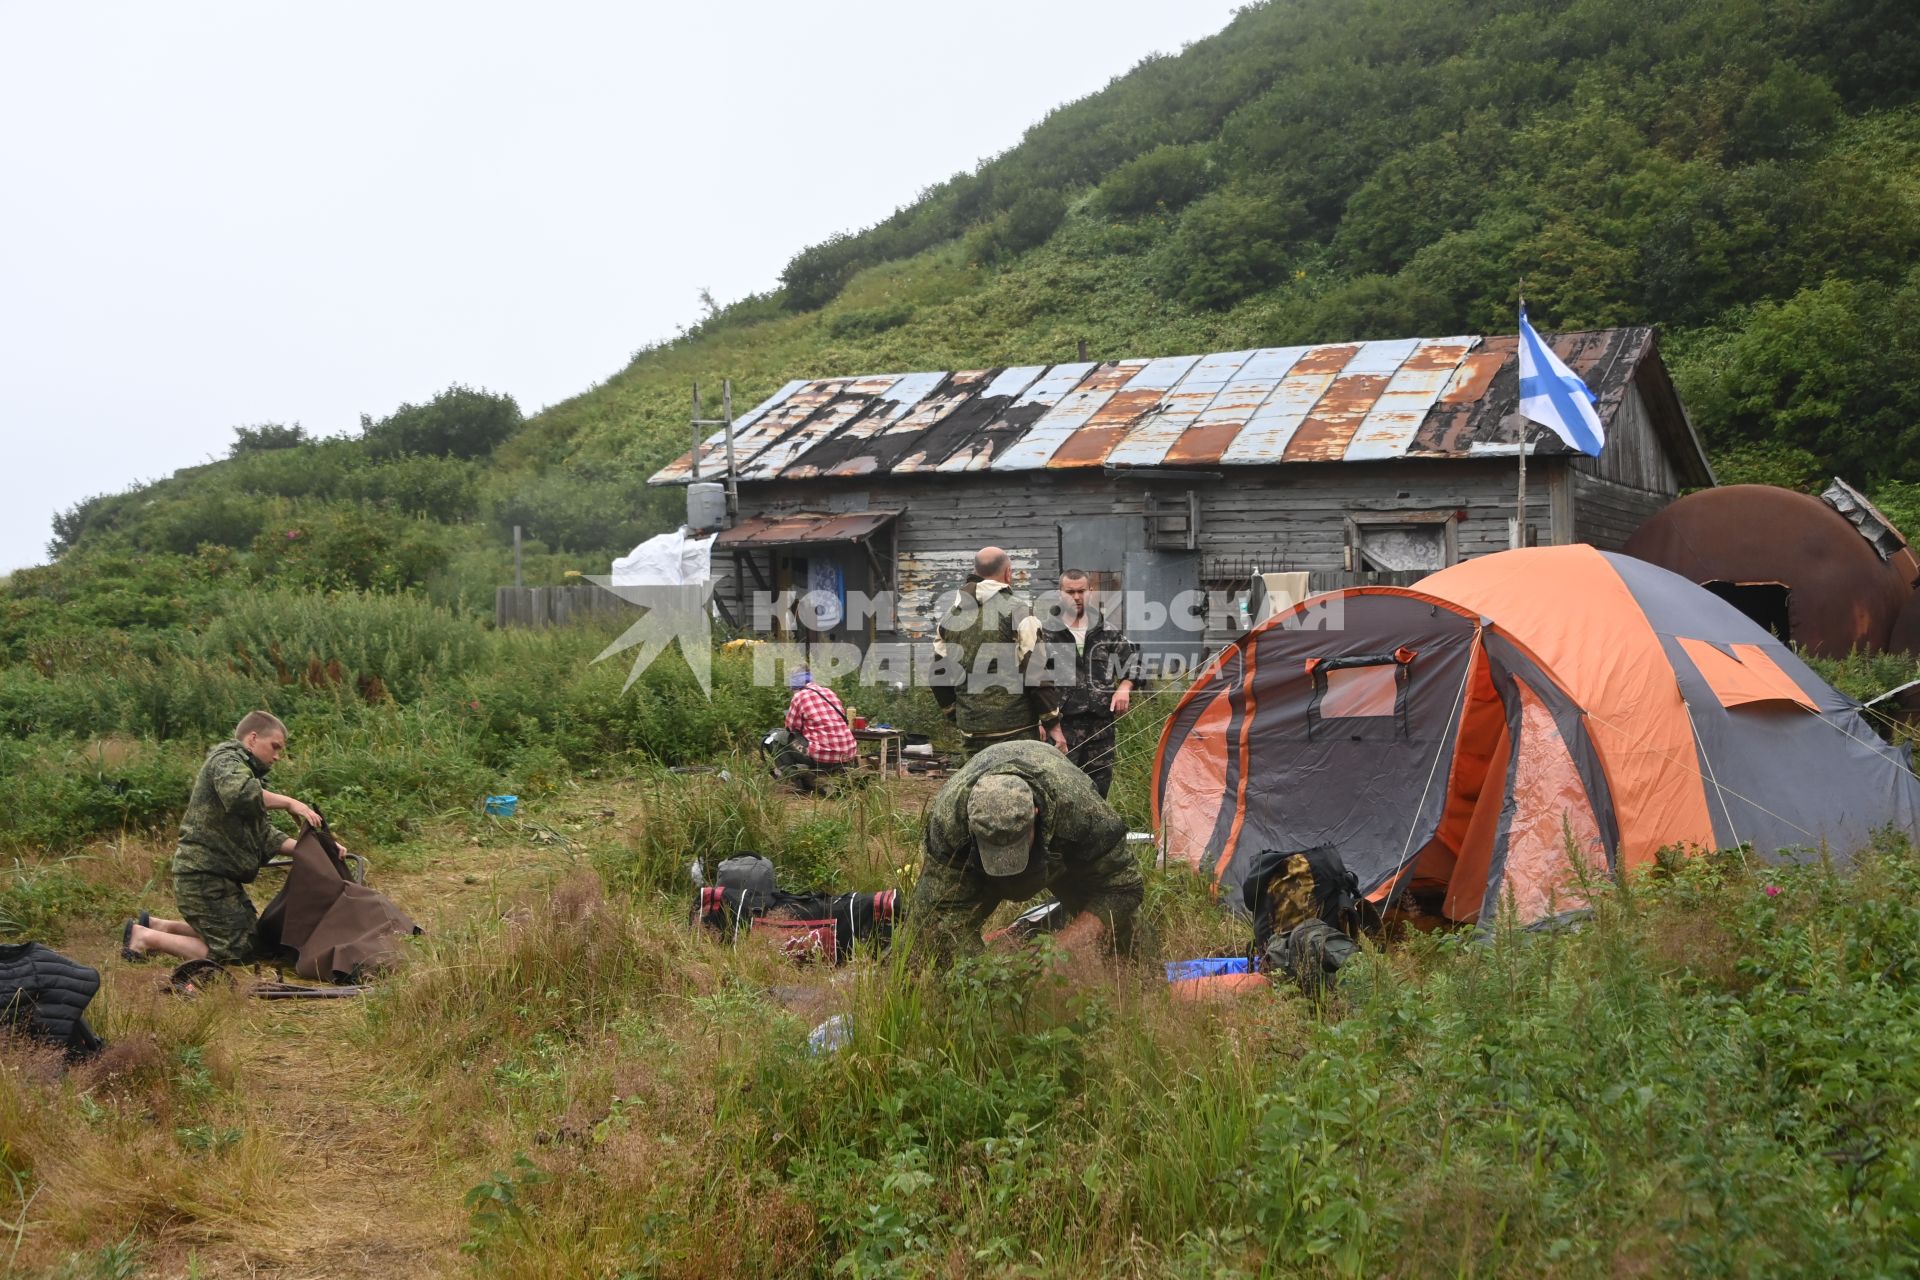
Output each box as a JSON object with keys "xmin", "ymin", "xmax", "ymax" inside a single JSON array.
[{"xmin": 1241, "ymin": 845, "xmax": 1375, "ymax": 963}]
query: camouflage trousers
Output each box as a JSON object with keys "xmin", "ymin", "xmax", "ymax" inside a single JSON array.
[
  {"xmin": 909, "ymin": 842, "xmax": 1145, "ymax": 966},
  {"xmin": 958, "ymin": 725, "xmax": 1038, "ymax": 762},
  {"xmin": 174, "ymin": 869, "xmax": 275, "ymax": 966},
  {"xmin": 1061, "ymin": 715, "xmax": 1117, "ymax": 797}
]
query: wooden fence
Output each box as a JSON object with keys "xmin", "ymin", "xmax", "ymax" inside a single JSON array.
[{"xmin": 494, "ymin": 585, "xmax": 639, "ymax": 629}]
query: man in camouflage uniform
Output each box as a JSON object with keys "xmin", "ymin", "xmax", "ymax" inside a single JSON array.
[
  {"xmin": 931, "ymin": 547, "xmax": 1066, "ymax": 759},
  {"xmin": 911, "ymin": 739, "xmax": 1143, "ymax": 965},
  {"xmin": 1039, "ymin": 569, "xmax": 1139, "ymax": 798},
  {"xmin": 123, "ymin": 711, "xmax": 336, "ymax": 965}
]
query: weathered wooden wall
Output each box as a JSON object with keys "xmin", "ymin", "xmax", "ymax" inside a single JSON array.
[{"xmin": 711, "ymin": 458, "xmax": 1577, "ymax": 637}]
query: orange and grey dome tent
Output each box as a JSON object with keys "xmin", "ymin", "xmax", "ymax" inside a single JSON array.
[{"xmin": 1153, "ymin": 545, "xmax": 1920, "ymax": 925}]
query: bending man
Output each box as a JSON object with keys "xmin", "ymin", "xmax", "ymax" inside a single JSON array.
[{"xmin": 911, "ymin": 739, "xmax": 1143, "ymax": 965}]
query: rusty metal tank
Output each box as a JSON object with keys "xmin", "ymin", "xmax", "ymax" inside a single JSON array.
[{"xmin": 1623, "ymin": 482, "xmax": 1919, "ymax": 659}]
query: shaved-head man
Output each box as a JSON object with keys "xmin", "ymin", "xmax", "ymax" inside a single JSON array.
[{"xmin": 931, "ymin": 546, "xmax": 1067, "ymax": 758}]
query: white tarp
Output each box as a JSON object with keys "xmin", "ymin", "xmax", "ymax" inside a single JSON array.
[{"xmin": 610, "ymin": 528, "xmax": 715, "ymax": 587}]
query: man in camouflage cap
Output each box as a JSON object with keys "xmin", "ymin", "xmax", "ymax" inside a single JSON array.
[
  {"xmin": 123, "ymin": 711, "xmax": 342, "ymax": 966},
  {"xmin": 911, "ymin": 739, "xmax": 1143, "ymax": 965}
]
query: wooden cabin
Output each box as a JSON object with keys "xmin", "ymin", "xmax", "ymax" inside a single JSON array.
[{"xmin": 648, "ymin": 328, "xmax": 1712, "ymax": 663}]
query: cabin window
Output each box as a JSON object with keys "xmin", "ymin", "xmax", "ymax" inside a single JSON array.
[{"xmin": 1345, "ymin": 511, "xmax": 1458, "ymax": 573}]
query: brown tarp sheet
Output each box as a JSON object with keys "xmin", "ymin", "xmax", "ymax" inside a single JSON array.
[{"xmin": 258, "ymin": 828, "xmax": 420, "ymax": 982}]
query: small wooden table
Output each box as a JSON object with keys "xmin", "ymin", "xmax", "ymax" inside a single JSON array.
[{"xmin": 852, "ymin": 727, "xmax": 905, "ymax": 776}]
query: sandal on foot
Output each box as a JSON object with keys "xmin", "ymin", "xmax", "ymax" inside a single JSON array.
[
  {"xmin": 120, "ymin": 918, "xmax": 148, "ymax": 964},
  {"xmin": 138, "ymin": 910, "xmax": 150, "ymax": 928}
]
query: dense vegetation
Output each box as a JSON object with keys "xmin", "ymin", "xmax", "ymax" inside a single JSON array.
[{"xmin": 7, "ymin": 0, "xmax": 1920, "ymax": 1272}]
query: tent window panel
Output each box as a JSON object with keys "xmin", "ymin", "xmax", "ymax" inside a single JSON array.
[
  {"xmin": 1322, "ymin": 664, "xmax": 1399, "ymax": 718},
  {"xmin": 1305, "ymin": 651, "xmax": 1415, "ymax": 739}
]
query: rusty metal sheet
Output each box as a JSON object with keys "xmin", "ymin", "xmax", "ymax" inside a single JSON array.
[
  {"xmin": 783, "ymin": 370, "xmax": 948, "ymax": 477},
  {"xmin": 1164, "ymin": 346, "xmax": 1309, "ymax": 465},
  {"xmin": 834, "ymin": 369, "xmax": 996, "ymax": 476},
  {"xmin": 1413, "ymin": 341, "xmax": 1517, "ymax": 456},
  {"xmin": 649, "ymin": 378, "xmax": 808, "ymax": 486},
  {"xmin": 715, "ymin": 509, "xmax": 903, "ymax": 548},
  {"xmin": 750, "ymin": 375, "xmax": 909, "ymax": 480},
  {"xmin": 988, "ymin": 360, "xmax": 1144, "ymax": 472},
  {"xmin": 1220, "ymin": 344, "xmax": 1359, "ymax": 464},
  {"xmin": 812, "ymin": 369, "xmax": 952, "ymax": 477},
  {"xmin": 1342, "ymin": 337, "xmax": 1480, "ymax": 461},
  {"xmin": 645, "ymin": 328, "xmax": 1673, "ymax": 484},
  {"xmin": 1105, "ymin": 349, "xmax": 1255, "ymax": 468},
  {"xmin": 1050, "ymin": 355, "xmax": 1201, "ymax": 469},
  {"xmin": 710, "ymin": 379, "xmax": 859, "ymax": 481},
  {"xmin": 939, "ymin": 362, "xmax": 1093, "ymax": 472},
  {"xmin": 893, "ymin": 365, "xmax": 1048, "ymax": 474},
  {"xmin": 1284, "ymin": 338, "xmax": 1419, "ymax": 462}
]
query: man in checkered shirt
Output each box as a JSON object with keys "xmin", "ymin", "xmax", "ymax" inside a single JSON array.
[{"xmin": 771, "ymin": 667, "xmax": 856, "ymax": 788}]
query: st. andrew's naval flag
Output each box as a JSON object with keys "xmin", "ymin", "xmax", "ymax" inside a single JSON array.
[{"xmin": 1517, "ymin": 305, "xmax": 1605, "ymax": 455}]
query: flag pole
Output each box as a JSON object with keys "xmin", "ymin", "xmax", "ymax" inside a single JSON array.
[{"xmin": 1513, "ymin": 280, "xmax": 1527, "ymax": 550}]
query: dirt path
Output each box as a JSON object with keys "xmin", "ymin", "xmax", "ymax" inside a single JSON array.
[{"xmin": 66, "ymin": 830, "xmax": 585, "ymax": 1279}]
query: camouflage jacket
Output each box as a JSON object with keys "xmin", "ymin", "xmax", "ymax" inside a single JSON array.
[
  {"xmin": 923, "ymin": 740, "xmax": 1127, "ymax": 900},
  {"xmin": 932, "ymin": 579, "xmax": 1063, "ymax": 738},
  {"xmin": 171, "ymin": 740, "xmax": 284, "ymax": 884}
]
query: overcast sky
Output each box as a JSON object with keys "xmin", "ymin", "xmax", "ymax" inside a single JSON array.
[{"xmin": 0, "ymin": 1, "xmax": 1240, "ymax": 571}]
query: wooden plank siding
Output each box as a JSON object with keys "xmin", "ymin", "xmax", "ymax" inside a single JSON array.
[{"xmin": 1572, "ymin": 471, "xmax": 1674, "ymax": 550}]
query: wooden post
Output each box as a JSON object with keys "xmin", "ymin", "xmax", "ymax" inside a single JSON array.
[
  {"xmin": 1076, "ymin": 337, "xmax": 1088, "ymax": 363},
  {"xmin": 1513, "ymin": 438, "xmax": 1527, "ymax": 550},
  {"xmin": 722, "ymin": 378, "xmax": 738, "ymax": 519},
  {"xmin": 691, "ymin": 382, "xmax": 702, "ymax": 481},
  {"xmin": 513, "ymin": 525, "xmax": 523, "ymax": 587}
]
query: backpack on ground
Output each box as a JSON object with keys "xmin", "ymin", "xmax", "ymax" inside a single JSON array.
[{"xmin": 1241, "ymin": 845, "xmax": 1376, "ymax": 960}]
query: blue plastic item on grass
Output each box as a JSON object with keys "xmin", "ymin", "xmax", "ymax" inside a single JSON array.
[
  {"xmin": 1164, "ymin": 956, "xmax": 1252, "ymax": 982},
  {"xmin": 808, "ymin": 1014, "xmax": 851, "ymax": 1055},
  {"xmin": 484, "ymin": 795, "xmax": 519, "ymax": 817}
]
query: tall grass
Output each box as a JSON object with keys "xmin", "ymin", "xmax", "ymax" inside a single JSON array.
[{"xmin": 324, "ymin": 834, "xmax": 1920, "ymax": 1278}]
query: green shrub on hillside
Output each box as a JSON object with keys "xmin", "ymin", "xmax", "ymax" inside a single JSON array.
[
  {"xmin": 361, "ymin": 385, "xmax": 522, "ymax": 460},
  {"xmin": 1157, "ymin": 186, "xmax": 1299, "ymax": 309},
  {"xmin": 1, "ymin": 549, "xmax": 231, "ymax": 648},
  {"xmin": 485, "ymin": 463, "xmax": 674, "ymax": 554},
  {"xmin": 227, "ymin": 422, "xmax": 310, "ymax": 456},
  {"xmin": 826, "ymin": 303, "xmax": 915, "ymax": 340},
  {"xmin": 1096, "ymin": 143, "xmax": 1211, "ymax": 218},
  {"xmin": 247, "ymin": 507, "xmax": 452, "ymax": 592},
  {"xmin": 1678, "ymin": 269, "xmax": 1920, "ymax": 481},
  {"xmin": 1706, "ymin": 441, "xmax": 1828, "ymax": 491},
  {"xmin": 966, "ymin": 189, "xmax": 1070, "ymax": 267}
]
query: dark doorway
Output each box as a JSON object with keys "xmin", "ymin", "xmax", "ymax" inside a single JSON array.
[{"xmin": 1703, "ymin": 581, "xmax": 1791, "ymax": 643}]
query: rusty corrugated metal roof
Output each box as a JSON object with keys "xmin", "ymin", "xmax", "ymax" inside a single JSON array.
[
  {"xmin": 649, "ymin": 328, "xmax": 1688, "ymax": 486},
  {"xmin": 713, "ymin": 509, "xmax": 903, "ymax": 547}
]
